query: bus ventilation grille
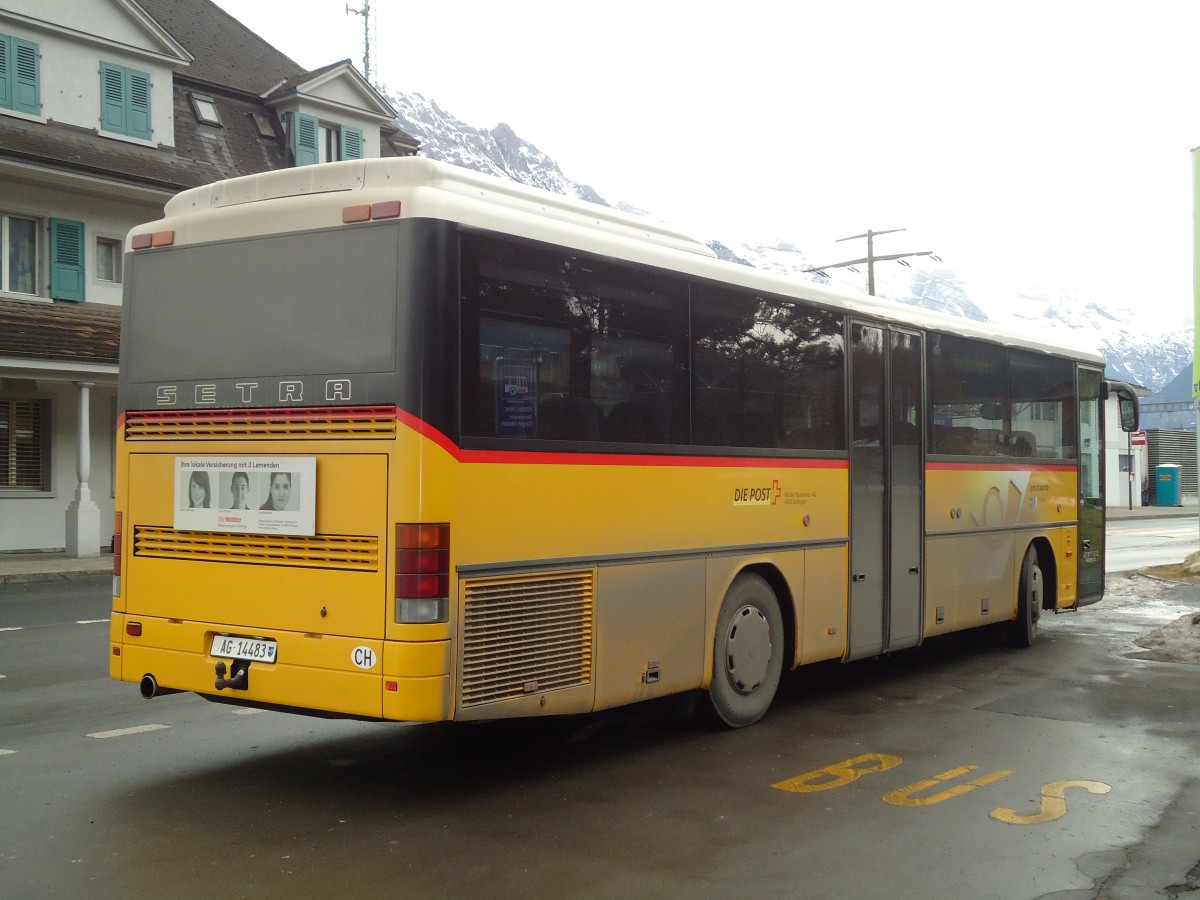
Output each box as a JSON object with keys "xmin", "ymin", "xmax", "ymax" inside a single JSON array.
[
  {"xmin": 133, "ymin": 527, "xmax": 379, "ymax": 571},
  {"xmin": 460, "ymin": 571, "xmax": 594, "ymax": 709},
  {"xmin": 124, "ymin": 406, "xmax": 398, "ymax": 440}
]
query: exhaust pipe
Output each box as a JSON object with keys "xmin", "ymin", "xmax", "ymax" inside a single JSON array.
[{"xmin": 140, "ymin": 674, "xmax": 181, "ymax": 699}]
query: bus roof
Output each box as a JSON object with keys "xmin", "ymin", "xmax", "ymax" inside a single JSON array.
[{"xmin": 133, "ymin": 157, "xmax": 1104, "ymax": 366}]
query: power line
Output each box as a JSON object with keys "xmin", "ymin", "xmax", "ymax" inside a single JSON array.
[{"xmin": 804, "ymin": 228, "xmax": 933, "ymax": 295}]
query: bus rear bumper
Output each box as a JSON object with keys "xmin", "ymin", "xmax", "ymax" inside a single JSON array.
[{"xmin": 110, "ymin": 614, "xmax": 452, "ymax": 722}]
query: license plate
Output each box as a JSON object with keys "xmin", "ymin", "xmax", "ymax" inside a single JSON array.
[{"xmin": 210, "ymin": 634, "xmax": 278, "ymax": 663}]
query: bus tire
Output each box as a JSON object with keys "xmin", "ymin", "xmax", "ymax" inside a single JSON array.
[
  {"xmin": 1008, "ymin": 545, "xmax": 1043, "ymax": 648},
  {"xmin": 704, "ymin": 572, "xmax": 784, "ymax": 728}
]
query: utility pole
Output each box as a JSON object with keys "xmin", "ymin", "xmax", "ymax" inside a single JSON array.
[
  {"xmin": 346, "ymin": 1, "xmax": 372, "ymax": 84},
  {"xmin": 805, "ymin": 228, "xmax": 933, "ymax": 295}
]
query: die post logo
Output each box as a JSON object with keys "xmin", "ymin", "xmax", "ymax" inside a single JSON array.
[{"xmin": 733, "ymin": 479, "xmax": 781, "ymax": 506}]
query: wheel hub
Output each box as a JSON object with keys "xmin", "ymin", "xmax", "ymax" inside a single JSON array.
[{"xmin": 724, "ymin": 605, "xmax": 772, "ymax": 694}]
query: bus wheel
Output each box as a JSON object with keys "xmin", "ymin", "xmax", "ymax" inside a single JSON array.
[
  {"xmin": 1008, "ymin": 545, "xmax": 1043, "ymax": 648},
  {"xmin": 704, "ymin": 572, "xmax": 784, "ymax": 728}
]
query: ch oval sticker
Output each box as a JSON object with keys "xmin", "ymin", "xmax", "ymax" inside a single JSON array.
[{"xmin": 351, "ymin": 646, "xmax": 378, "ymax": 670}]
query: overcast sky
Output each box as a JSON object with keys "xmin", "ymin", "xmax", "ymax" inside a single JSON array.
[{"xmin": 212, "ymin": 0, "xmax": 1198, "ymax": 321}]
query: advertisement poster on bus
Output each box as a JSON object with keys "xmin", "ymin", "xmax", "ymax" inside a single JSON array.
[
  {"xmin": 496, "ymin": 360, "xmax": 537, "ymax": 437},
  {"xmin": 173, "ymin": 456, "xmax": 316, "ymax": 536}
]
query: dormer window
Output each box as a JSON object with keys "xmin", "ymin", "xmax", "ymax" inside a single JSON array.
[
  {"xmin": 318, "ymin": 123, "xmax": 362, "ymax": 163},
  {"xmin": 99, "ymin": 62, "xmax": 152, "ymax": 141},
  {"xmin": 288, "ymin": 112, "xmax": 362, "ymax": 166},
  {"xmin": 189, "ymin": 92, "xmax": 221, "ymax": 127}
]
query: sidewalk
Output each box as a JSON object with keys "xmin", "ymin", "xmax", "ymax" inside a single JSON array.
[
  {"xmin": 0, "ymin": 550, "xmax": 112, "ymax": 586},
  {"xmin": 1107, "ymin": 503, "xmax": 1197, "ymax": 521},
  {"xmin": 2, "ymin": 505, "xmax": 1195, "ymax": 586}
]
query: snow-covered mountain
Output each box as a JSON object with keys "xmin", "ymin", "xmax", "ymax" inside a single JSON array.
[
  {"xmin": 388, "ymin": 91, "xmax": 1191, "ymax": 391},
  {"xmin": 390, "ymin": 93, "xmax": 607, "ymax": 205}
]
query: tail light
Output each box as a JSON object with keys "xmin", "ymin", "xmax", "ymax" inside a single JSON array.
[
  {"xmin": 112, "ymin": 511, "xmax": 123, "ymax": 597},
  {"xmin": 130, "ymin": 230, "xmax": 175, "ymax": 249},
  {"xmin": 395, "ymin": 524, "xmax": 449, "ymax": 624}
]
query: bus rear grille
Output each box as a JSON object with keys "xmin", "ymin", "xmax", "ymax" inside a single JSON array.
[
  {"xmin": 124, "ymin": 406, "xmax": 398, "ymax": 440},
  {"xmin": 134, "ymin": 527, "xmax": 379, "ymax": 570},
  {"xmin": 460, "ymin": 571, "xmax": 594, "ymax": 709}
]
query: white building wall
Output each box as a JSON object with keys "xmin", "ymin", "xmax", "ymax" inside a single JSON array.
[
  {"xmin": 0, "ymin": 177, "xmax": 163, "ymax": 307},
  {"xmin": 2, "ymin": 3, "xmax": 179, "ymax": 145},
  {"xmin": 1103, "ymin": 394, "xmax": 1147, "ymax": 509},
  {"xmin": 0, "ymin": 383, "xmax": 116, "ymax": 553}
]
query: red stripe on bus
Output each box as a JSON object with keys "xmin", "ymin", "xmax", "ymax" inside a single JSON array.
[
  {"xmin": 125, "ymin": 405, "xmax": 396, "ymax": 422},
  {"xmin": 395, "ymin": 408, "xmax": 848, "ymax": 470}
]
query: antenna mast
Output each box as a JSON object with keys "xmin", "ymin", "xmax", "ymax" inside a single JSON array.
[{"xmin": 346, "ymin": 0, "xmax": 372, "ymax": 84}]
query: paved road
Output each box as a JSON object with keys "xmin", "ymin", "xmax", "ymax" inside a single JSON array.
[
  {"xmin": 1, "ymin": 575, "xmax": 1198, "ymax": 900},
  {"xmin": 1106, "ymin": 516, "xmax": 1199, "ymax": 573}
]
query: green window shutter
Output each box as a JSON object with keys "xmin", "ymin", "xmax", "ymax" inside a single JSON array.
[
  {"xmin": 49, "ymin": 218, "xmax": 85, "ymax": 302},
  {"xmin": 99, "ymin": 63, "xmax": 150, "ymax": 138},
  {"xmin": 127, "ymin": 69, "xmax": 151, "ymax": 140},
  {"xmin": 340, "ymin": 126, "xmax": 364, "ymax": 160},
  {"xmin": 100, "ymin": 62, "xmax": 125, "ymax": 133},
  {"xmin": 291, "ymin": 112, "xmax": 319, "ymax": 166},
  {"xmin": 0, "ymin": 36, "xmax": 11, "ymax": 110},
  {"xmin": 12, "ymin": 38, "xmax": 39, "ymax": 115}
]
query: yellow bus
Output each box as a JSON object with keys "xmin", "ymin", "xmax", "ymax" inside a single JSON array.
[{"xmin": 111, "ymin": 158, "xmax": 1137, "ymax": 728}]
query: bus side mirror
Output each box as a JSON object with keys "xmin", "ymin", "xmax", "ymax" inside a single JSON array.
[
  {"xmin": 1118, "ymin": 396, "xmax": 1138, "ymax": 432},
  {"xmin": 1105, "ymin": 380, "xmax": 1139, "ymax": 433}
]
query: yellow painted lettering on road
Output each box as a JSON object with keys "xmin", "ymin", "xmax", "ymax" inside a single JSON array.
[
  {"xmin": 773, "ymin": 753, "xmax": 903, "ymax": 793},
  {"xmin": 990, "ymin": 780, "xmax": 1111, "ymax": 825},
  {"xmin": 883, "ymin": 766, "xmax": 1013, "ymax": 807}
]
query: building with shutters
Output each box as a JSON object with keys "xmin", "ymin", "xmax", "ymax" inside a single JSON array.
[{"xmin": 0, "ymin": 0, "xmax": 417, "ymax": 555}]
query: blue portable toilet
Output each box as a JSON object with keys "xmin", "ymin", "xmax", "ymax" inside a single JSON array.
[{"xmin": 1155, "ymin": 464, "xmax": 1181, "ymax": 507}]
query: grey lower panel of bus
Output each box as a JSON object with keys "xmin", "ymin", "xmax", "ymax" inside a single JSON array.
[{"xmin": 455, "ymin": 547, "xmax": 822, "ymax": 721}]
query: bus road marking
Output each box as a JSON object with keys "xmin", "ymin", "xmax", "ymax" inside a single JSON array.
[
  {"xmin": 776, "ymin": 753, "xmax": 1110, "ymax": 826},
  {"xmin": 991, "ymin": 780, "xmax": 1112, "ymax": 825},
  {"xmin": 772, "ymin": 753, "xmax": 903, "ymax": 793},
  {"xmin": 87, "ymin": 724, "xmax": 170, "ymax": 739},
  {"xmin": 883, "ymin": 766, "xmax": 1013, "ymax": 807}
]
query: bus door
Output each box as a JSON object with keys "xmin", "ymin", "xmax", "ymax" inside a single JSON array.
[
  {"xmin": 1076, "ymin": 368, "xmax": 1105, "ymax": 602},
  {"xmin": 847, "ymin": 324, "xmax": 925, "ymax": 661}
]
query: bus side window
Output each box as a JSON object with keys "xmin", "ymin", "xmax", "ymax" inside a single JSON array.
[{"xmin": 692, "ymin": 286, "xmax": 845, "ymax": 452}]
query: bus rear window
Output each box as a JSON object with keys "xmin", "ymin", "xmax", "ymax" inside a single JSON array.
[{"xmin": 124, "ymin": 228, "xmax": 399, "ymax": 382}]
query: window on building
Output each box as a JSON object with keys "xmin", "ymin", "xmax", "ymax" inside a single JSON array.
[
  {"xmin": 0, "ymin": 33, "xmax": 41, "ymax": 116},
  {"xmin": 1, "ymin": 212, "xmax": 38, "ymax": 295},
  {"xmin": 99, "ymin": 62, "xmax": 152, "ymax": 141},
  {"xmin": 188, "ymin": 92, "xmax": 221, "ymax": 126},
  {"xmin": 289, "ymin": 112, "xmax": 363, "ymax": 166},
  {"xmin": 0, "ymin": 397, "xmax": 51, "ymax": 491},
  {"xmin": 318, "ymin": 123, "xmax": 363, "ymax": 162},
  {"xmin": 251, "ymin": 113, "xmax": 276, "ymax": 139},
  {"xmin": 96, "ymin": 237, "xmax": 122, "ymax": 283}
]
